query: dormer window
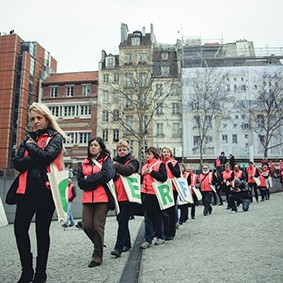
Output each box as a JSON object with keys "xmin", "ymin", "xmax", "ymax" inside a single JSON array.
[
  {"xmin": 106, "ymin": 57, "xmax": 115, "ymax": 69},
  {"xmin": 131, "ymin": 37, "xmax": 140, "ymax": 46}
]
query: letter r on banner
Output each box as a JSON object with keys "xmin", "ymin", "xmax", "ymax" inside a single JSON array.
[{"xmin": 158, "ymin": 184, "xmax": 173, "ymax": 205}]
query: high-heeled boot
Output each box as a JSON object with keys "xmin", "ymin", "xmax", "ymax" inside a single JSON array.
[
  {"xmin": 32, "ymin": 257, "xmax": 47, "ymax": 283},
  {"xmin": 17, "ymin": 253, "xmax": 34, "ymax": 283}
]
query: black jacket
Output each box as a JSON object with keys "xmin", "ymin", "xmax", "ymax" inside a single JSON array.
[{"xmin": 13, "ymin": 127, "xmax": 63, "ymax": 192}]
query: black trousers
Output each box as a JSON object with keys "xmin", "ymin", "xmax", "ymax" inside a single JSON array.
[
  {"xmin": 162, "ymin": 190, "xmax": 178, "ymax": 238},
  {"xmin": 114, "ymin": 201, "xmax": 133, "ymax": 252},
  {"xmin": 14, "ymin": 190, "xmax": 55, "ymax": 271}
]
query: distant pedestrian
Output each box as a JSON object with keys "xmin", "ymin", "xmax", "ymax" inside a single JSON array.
[
  {"xmin": 140, "ymin": 147, "xmax": 167, "ymax": 249},
  {"xmin": 246, "ymin": 161, "xmax": 259, "ymax": 203},
  {"xmin": 229, "ymin": 154, "xmax": 235, "ymax": 170},
  {"xmin": 228, "ymin": 179, "xmax": 251, "ymax": 212},
  {"xmin": 0, "ymin": 168, "xmax": 4, "ymax": 177},
  {"xmin": 199, "ymin": 164, "xmax": 214, "ymax": 216},
  {"xmin": 160, "ymin": 147, "xmax": 180, "ymax": 241},
  {"xmin": 62, "ymin": 178, "xmax": 76, "ymax": 228}
]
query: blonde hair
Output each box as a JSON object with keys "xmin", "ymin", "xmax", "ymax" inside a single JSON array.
[
  {"xmin": 117, "ymin": 139, "xmax": 130, "ymax": 149},
  {"xmin": 28, "ymin": 102, "xmax": 68, "ymax": 140},
  {"xmin": 162, "ymin": 146, "xmax": 173, "ymax": 157}
]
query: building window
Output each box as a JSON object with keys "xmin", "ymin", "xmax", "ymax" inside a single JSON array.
[
  {"xmin": 155, "ymin": 84, "xmax": 163, "ymax": 96},
  {"xmin": 50, "ymin": 106, "xmax": 59, "ymax": 117},
  {"xmin": 125, "ymin": 94, "xmax": 133, "ymax": 109},
  {"xmin": 80, "ymin": 105, "xmax": 91, "ymax": 116},
  {"xmin": 124, "ymin": 53, "xmax": 132, "ymax": 64},
  {"xmin": 172, "ymin": 123, "xmax": 180, "ymax": 137},
  {"xmin": 112, "ymin": 92, "xmax": 119, "ymax": 102},
  {"xmin": 161, "ymin": 66, "xmax": 170, "ymax": 76},
  {"xmin": 102, "ymin": 91, "xmax": 109, "ymax": 103},
  {"xmin": 102, "ymin": 110, "xmax": 109, "ymax": 123},
  {"xmin": 82, "ymin": 85, "xmax": 91, "ymax": 96},
  {"xmin": 50, "ymin": 86, "xmax": 58, "ymax": 98},
  {"xmin": 125, "ymin": 116, "xmax": 133, "ymax": 134},
  {"xmin": 172, "ymin": 103, "xmax": 180, "ymax": 115},
  {"xmin": 156, "ymin": 103, "xmax": 164, "ymax": 115},
  {"xmin": 141, "ymin": 140, "xmax": 148, "ymax": 160},
  {"xmin": 193, "ymin": 136, "xmax": 200, "ymax": 146},
  {"xmin": 142, "ymin": 116, "xmax": 148, "ymax": 134},
  {"xmin": 64, "ymin": 106, "xmax": 76, "ymax": 117},
  {"xmin": 103, "ymin": 74, "xmax": 109, "ymax": 83},
  {"xmin": 66, "ymin": 132, "xmax": 75, "ymax": 144},
  {"xmin": 125, "ymin": 73, "xmax": 133, "ymax": 87},
  {"xmin": 106, "ymin": 57, "xmax": 115, "ymax": 69},
  {"xmin": 139, "ymin": 73, "xmax": 148, "ymax": 86},
  {"xmin": 222, "ymin": 134, "xmax": 228, "ymax": 143},
  {"xmin": 113, "ymin": 129, "xmax": 119, "ymax": 142},
  {"xmin": 114, "ymin": 73, "xmax": 119, "ymax": 82},
  {"xmin": 66, "ymin": 86, "xmax": 74, "ymax": 97},
  {"xmin": 205, "ymin": 115, "xmax": 212, "ymax": 128},
  {"xmin": 131, "ymin": 37, "xmax": 140, "ymax": 46},
  {"xmin": 138, "ymin": 53, "xmax": 147, "ymax": 63},
  {"xmin": 102, "ymin": 129, "xmax": 108, "ymax": 142},
  {"xmin": 156, "ymin": 123, "xmax": 164, "ymax": 137},
  {"xmin": 232, "ymin": 134, "xmax": 238, "ymax": 143},
  {"xmin": 113, "ymin": 109, "xmax": 120, "ymax": 121},
  {"xmin": 161, "ymin": 52, "xmax": 168, "ymax": 60},
  {"xmin": 79, "ymin": 132, "xmax": 90, "ymax": 144}
]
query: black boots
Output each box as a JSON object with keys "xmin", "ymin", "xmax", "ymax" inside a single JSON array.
[
  {"xmin": 32, "ymin": 257, "xmax": 47, "ymax": 283},
  {"xmin": 17, "ymin": 253, "xmax": 34, "ymax": 283}
]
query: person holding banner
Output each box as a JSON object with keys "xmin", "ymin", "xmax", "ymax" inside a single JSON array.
[
  {"xmin": 77, "ymin": 137, "xmax": 115, "ymax": 268},
  {"xmin": 221, "ymin": 163, "xmax": 235, "ymax": 209},
  {"xmin": 140, "ymin": 147, "xmax": 167, "ymax": 249},
  {"xmin": 245, "ymin": 161, "xmax": 259, "ymax": 203},
  {"xmin": 179, "ymin": 164, "xmax": 199, "ymax": 223},
  {"xmin": 12, "ymin": 102, "xmax": 67, "ymax": 283},
  {"xmin": 199, "ymin": 164, "xmax": 214, "ymax": 216},
  {"xmin": 110, "ymin": 139, "xmax": 139, "ymax": 258},
  {"xmin": 161, "ymin": 147, "xmax": 180, "ymax": 241}
]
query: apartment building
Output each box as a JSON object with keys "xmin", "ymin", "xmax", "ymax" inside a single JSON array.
[
  {"xmin": 97, "ymin": 23, "xmax": 182, "ymax": 161},
  {"xmin": 41, "ymin": 71, "xmax": 98, "ymax": 167},
  {"xmin": 0, "ymin": 33, "xmax": 56, "ymax": 175}
]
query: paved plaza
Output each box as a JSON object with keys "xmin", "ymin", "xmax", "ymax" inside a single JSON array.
[{"xmin": 1, "ymin": 192, "xmax": 283, "ymax": 283}]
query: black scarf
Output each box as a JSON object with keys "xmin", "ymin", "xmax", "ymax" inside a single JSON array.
[{"xmin": 113, "ymin": 153, "xmax": 132, "ymax": 165}]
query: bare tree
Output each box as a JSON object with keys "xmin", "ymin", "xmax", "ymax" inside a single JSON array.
[
  {"xmin": 183, "ymin": 68, "xmax": 230, "ymax": 167},
  {"xmin": 241, "ymin": 70, "xmax": 283, "ymax": 158},
  {"xmin": 100, "ymin": 65, "xmax": 177, "ymax": 161}
]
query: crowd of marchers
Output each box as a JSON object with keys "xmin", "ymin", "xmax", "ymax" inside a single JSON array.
[{"xmin": 8, "ymin": 101, "xmax": 283, "ymax": 283}]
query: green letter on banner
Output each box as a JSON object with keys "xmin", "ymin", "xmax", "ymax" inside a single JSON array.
[
  {"xmin": 126, "ymin": 177, "xmax": 141, "ymax": 200},
  {"xmin": 158, "ymin": 183, "xmax": 173, "ymax": 205}
]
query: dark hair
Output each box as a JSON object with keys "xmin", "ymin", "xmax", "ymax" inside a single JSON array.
[
  {"xmin": 145, "ymin": 146, "xmax": 160, "ymax": 159},
  {"xmin": 88, "ymin": 136, "xmax": 110, "ymax": 159}
]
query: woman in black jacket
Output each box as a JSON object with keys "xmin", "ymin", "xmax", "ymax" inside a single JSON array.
[{"xmin": 13, "ymin": 102, "xmax": 67, "ymax": 283}]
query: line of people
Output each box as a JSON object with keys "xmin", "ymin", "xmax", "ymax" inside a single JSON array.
[{"xmin": 9, "ymin": 101, "xmax": 276, "ymax": 283}]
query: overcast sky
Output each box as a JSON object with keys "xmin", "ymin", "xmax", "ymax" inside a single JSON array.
[{"xmin": 1, "ymin": 0, "xmax": 283, "ymax": 73}]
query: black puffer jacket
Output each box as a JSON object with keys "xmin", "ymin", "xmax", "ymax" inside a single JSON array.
[{"xmin": 13, "ymin": 127, "xmax": 63, "ymax": 193}]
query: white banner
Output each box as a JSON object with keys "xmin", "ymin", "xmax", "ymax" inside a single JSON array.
[
  {"xmin": 107, "ymin": 179, "xmax": 120, "ymax": 215},
  {"xmin": 192, "ymin": 186, "xmax": 202, "ymax": 201},
  {"xmin": 152, "ymin": 179, "xmax": 174, "ymax": 210},
  {"xmin": 120, "ymin": 174, "xmax": 141, "ymax": 204},
  {"xmin": 0, "ymin": 196, "xmax": 8, "ymax": 227},
  {"xmin": 47, "ymin": 169, "xmax": 69, "ymax": 223},
  {"xmin": 173, "ymin": 178, "xmax": 194, "ymax": 203}
]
